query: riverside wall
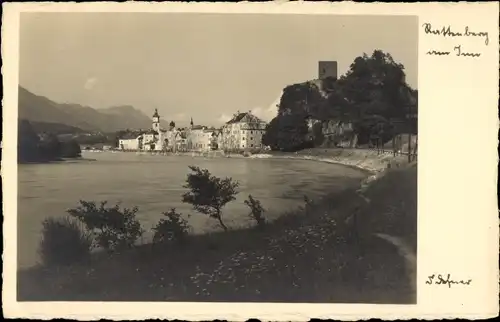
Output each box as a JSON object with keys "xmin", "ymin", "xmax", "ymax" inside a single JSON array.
[{"xmin": 250, "ymin": 148, "xmax": 410, "ymax": 173}]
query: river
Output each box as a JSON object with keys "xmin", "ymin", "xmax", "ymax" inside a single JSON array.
[{"xmin": 18, "ymin": 151, "xmax": 367, "ymax": 268}]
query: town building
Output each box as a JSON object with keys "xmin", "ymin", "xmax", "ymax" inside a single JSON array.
[
  {"xmin": 186, "ymin": 118, "xmax": 217, "ymax": 152},
  {"xmin": 118, "ymin": 110, "xmax": 267, "ymax": 153},
  {"xmin": 220, "ymin": 111, "xmax": 267, "ymax": 151},
  {"xmin": 118, "ymin": 108, "xmax": 168, "ymax": 151},
  {"xmin": 118, "ymin": 133, "xmax": 140, "ymax": 150}
]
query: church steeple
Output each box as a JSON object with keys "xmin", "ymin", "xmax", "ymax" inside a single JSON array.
[
  {"xmin": 152, "ymin": 108, "xmax": 160, "ymax": 132},
  {"xmin": 190, "ymin": 117, "xmax": 194, "ymax": 129}
]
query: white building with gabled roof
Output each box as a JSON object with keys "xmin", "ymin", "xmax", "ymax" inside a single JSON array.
[{"xmin": 220, "ymin": 111, "xmax": 267, "ymax": 152}]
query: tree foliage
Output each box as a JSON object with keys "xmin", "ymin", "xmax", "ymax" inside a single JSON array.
[
  {"xmin": 277, "ymin": 82, "xmax": 326, "ymax": 117},
  {"xmin": 353, "ymin": 115, "xmax": 395, "ymax": 146},
  {"xmin": 262, "ymin": 114, "xmax": 312, "ymax": 152},
  {"xmin": 67, "ymin": 201, "xmax": 144, "ymax": 252},
  {"xmin": 152, "ymin": 208, "xmax": 191, "ymax": 245},
  {"xmin": 339, "ymin": 50, "xmax": 411, "ymax": 120},
  {"xmin": 39, "ymin": 133, "xmax": 62, "ymax": 159},
  {"xmin": 182, "ymin": 166, "xmax": 239, "ymax": 231},
  {"xmin": 18, "ymin": 119, "xmax": 83, "ymax": 163},
  {"xmin": 18, "ymin": 119, "xmax": 42, "ymax": 162},
  {"xmin": 60, "ymin": 139, "xmax": 82, "ymax": 158}
]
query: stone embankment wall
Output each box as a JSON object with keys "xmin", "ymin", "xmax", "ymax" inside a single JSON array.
[{"xmin": 250, "ymin": 148, "xmax": 410, "ymax": 173}]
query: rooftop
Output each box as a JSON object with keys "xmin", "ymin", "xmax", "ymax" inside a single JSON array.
[
  {"xmin": 119, "ymin": 133, "xmax": 140, "ymax": 140},
  {"xmin": 226, "ymin": 112, "xmax": 265, "ymax": 125}
]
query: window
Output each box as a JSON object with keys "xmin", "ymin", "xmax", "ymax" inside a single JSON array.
[
  {"xmin": 242, "ymin": 137, "xmax": 245, "ymax": 140},
  {"xmin": 250, "ymin": 131, "xmax": 253, "ymax": 134},
  {"xmin": 250, "ymin": 137, "xmax": 253, "ymax": 141},
  {"xmin": 251, "ymin": 144, "xmax": 254, "ymax": 147}
]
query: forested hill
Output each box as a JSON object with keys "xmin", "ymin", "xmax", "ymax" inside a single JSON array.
[
  {"xmin": 262, "ymin": 50, "xmax": 418, "ymax": 152},
  {"xmin": 18, "ymin": 86, "xmax": 169, "ymax": 133}
]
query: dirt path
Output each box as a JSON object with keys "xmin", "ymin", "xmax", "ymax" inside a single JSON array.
[{"xmin": 375, "ymin": 233, "xmax": 416, "ymax": 295}]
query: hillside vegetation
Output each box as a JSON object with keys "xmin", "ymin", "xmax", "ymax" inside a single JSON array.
[{"xmin": 263, "ymin": 50, "xmax": 418, "ymax": 152}]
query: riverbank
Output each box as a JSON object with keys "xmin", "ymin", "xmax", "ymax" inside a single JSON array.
[
  {"xmin": 116, "ymin": 148, "xmax": 409, "ymax": 174},
  {"xmin": 19, "ymin": 156, "xmax": 96, "ymax": 165},
  {"xmin": 250, "ymin": 148, "xmax": 409, "ymax": 173},
  {"xmin": 17, "ymin": 160, "xmax": 417, "ymax": 302}
]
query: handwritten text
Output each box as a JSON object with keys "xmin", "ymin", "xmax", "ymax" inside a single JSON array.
[
  {"xmin": 422, "ymin": 23, "xmax": 489, "ymax": 45},
  {"xmin": 426, "ymin": 274, "xmax": 472, "ymax": 288},
  {"xmin": 422, "ymin": 23, "xmax": 489, "ymax": 58}
]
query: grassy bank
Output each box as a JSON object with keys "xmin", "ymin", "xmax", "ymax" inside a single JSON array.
[{"xmin": 18, "ymin": 162, "xmax": 416, "ymax": 303}]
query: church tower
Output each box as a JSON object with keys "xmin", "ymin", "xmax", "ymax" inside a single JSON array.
[{"xmin": 152, "ymin": 108, "xmax": 161, "ymax": 132}]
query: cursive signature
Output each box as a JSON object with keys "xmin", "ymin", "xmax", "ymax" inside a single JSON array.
[
  {"xmin": 422, "ymin": 23, "xmax": 489, "ymax": 46},
  {"xmin": 426, "ymin": 274, "xmax": 472, "ymax": 288}
]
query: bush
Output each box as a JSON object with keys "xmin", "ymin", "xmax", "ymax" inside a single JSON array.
[
  {"xmin": 38, "ymin": 216, "xmax": 92, "ymax": 266},
  {"xmin": 182, "ymin": 166, "xmax": 239, "ymax": 231},
  {"xmin": 67, "ymin": 201, "xmax": 144, "ymax": 252},
  {"xmin": 244, "ymin": 195, "xmax": 266, "ymax": 228},
  {"xmin": 152, "ymin": 208, "xmax": 191, "ymax": 245}
]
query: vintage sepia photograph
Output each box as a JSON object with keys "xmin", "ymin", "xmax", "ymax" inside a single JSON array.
[{"xmin": 15, "ymin": 12, "xmax": 418, "ymax": 303}]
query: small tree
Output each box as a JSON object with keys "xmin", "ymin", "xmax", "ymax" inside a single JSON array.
[
  {"xmin": 152, "ymin": 208, "xmax": 191, "ymax": 245},
  {"xmin": 244, "ymin": 195, "xmax": 266, "ymax": 228},
  {"xmin": 182, "ymin": 166, "xmax": 239, "ymax": 231},
  {"xmin": 67, "ymin": 201, "xmax": 144, "ymax": 252}
]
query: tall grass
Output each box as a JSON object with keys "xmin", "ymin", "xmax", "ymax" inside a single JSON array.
[{"xmin": 38, "ymin": 216, "xmax": 93, "ymax": 266}]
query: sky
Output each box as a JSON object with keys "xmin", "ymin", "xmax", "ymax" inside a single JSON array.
[{"xmin": 19, "ymin": 13, "xmax": 418, "ymax": 127}]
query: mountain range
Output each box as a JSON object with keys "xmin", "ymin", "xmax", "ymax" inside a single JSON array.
[{"xmin": 18, "ymin": 86, "xmax": 170, "ymax": 133}]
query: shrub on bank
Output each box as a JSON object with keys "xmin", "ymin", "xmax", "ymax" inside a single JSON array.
[
  {"xmin": 244, "ymin": 195, "xmax": 266, "ymax": 229},
  {"xmin": 182, "ymin": 166, "xmax": 240, "ymax": 231},
  {"xmin": 152, "ymin": 208, "xmax": 191, "ymax": 245},
  {"xmin": 38, "ymin": 216, "xmax": 92, "ymax": 266},
  {"xmin": 67, "ymin": 201, "xmax": 144, "ymax": 252}
]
